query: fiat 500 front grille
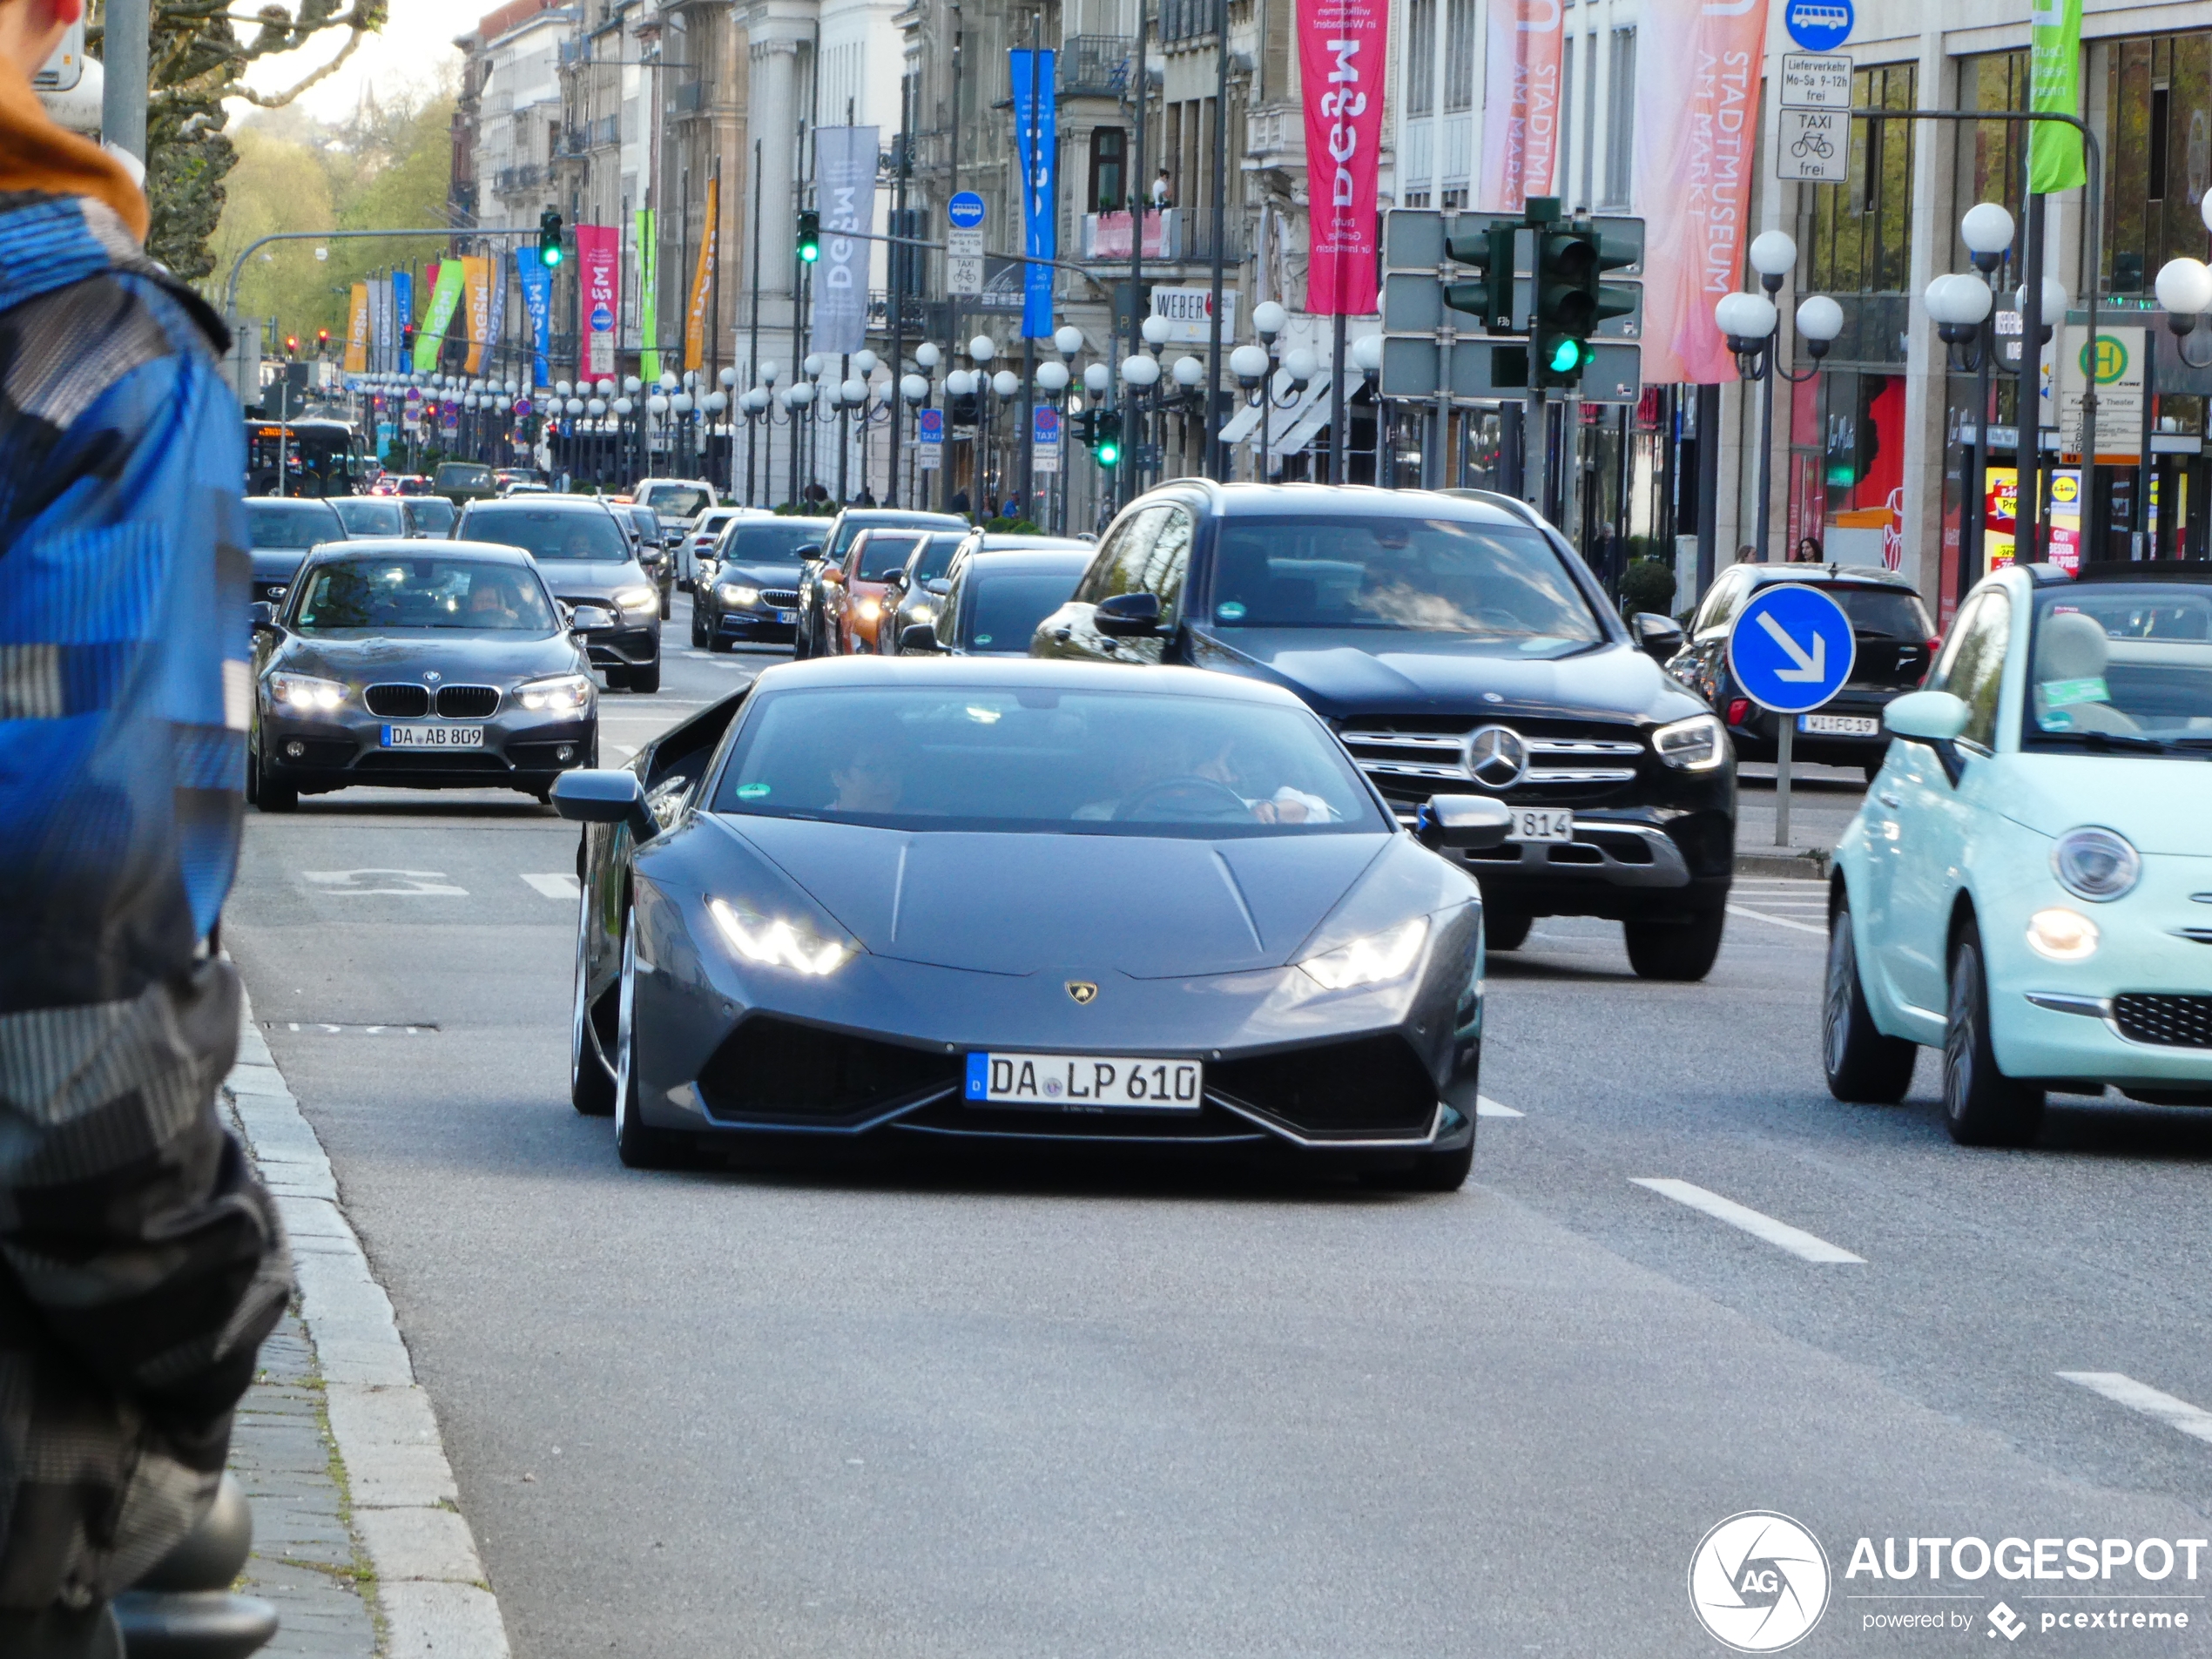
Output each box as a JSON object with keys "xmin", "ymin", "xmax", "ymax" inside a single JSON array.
[
  {"xmin": 365, "ymin": 684, "xmax": 431, "ymax": 717},
  {"xmin": 2113, "ymin": 995, "xmax": 2212, "ymax": 1049}
]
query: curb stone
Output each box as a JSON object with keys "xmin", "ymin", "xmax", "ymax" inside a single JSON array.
[
  {"xmin": 227, "ymin": 993, "xmax": 511, "ymax": 1659},
  {"xmin": 1734, "ymin": 848, "xmax": 1832, "ymax": 881}
]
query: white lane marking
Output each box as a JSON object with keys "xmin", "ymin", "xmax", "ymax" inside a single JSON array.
[
  {"xmin": 521, "ymin": 873, "xmax": 581, "ymax": 900},
  {"xmin": 1475, "ymin": 1096, "xmax": 1523, "ymax": 1118},
  {"xmin": 302, "ymin": 868, "xmax": 468, "ymax": 896},
  {"xmin": 1630, "ymin": 1177, "xmax": 1865, "ymax": 1264},
  {"xmin": 606, "ymin": 742, "xmax": 637, "ymax": 759},
  {"xmin": 2056, "ymin": 1372, "xmax": 2212, "ymax": 1447},
  {"xmin": 1727, "ymin": 903, "xmax": 1826, "ymax": 935}
]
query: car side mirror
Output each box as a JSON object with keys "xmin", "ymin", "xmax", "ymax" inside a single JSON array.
[
  {"xmin": 570, "ymin": 604, "xmax": 617, "ymax": 632},
  {"xmin": 1884, "ymin": 689, "xmax": 1970, "ymax": 742},
  {"xmin": 1096, "ymin": 590, "xmax": 1164, "ymax": 637},
  {"xmin": 249, "ymin": 600, "xmax": 280, "ymax": 633},
  {"xmin": 885, "ymin": 570, "xmax": 907, "ymax": 592},
  {"xmin": 796, "ymin": 543, "xmax": 823, "ymax": 560},
  {"xmin": 926, "ymin": 577, "xmax": 951, "ymax": 597},
  {"xmin": 1631, "ymin": 611, "xmax": 1684, "ymax": 663},
  {"xmin": 898, "ymin": 623, "xmax": 942, "ymax": 655},
  {"xmin": 1416, "ymin": 793, "xmax": 1514, "ymax": 851},
  {"xmin": 550, "ymin": 768, "xmax": 658, "ymax": 841}
]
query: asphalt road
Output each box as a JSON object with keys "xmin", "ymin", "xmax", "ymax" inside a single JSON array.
[{"xmin": 225, "ymin": 602, "xmax": 2212, "ymax": 1656}]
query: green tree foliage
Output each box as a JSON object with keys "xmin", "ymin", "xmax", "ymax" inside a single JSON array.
[
  {"xmin": 209, "ymin": 86, "xmax": 456, "ymax": 346},
  {"xmin": 91, "ymin": 0, "xmax": 392, "ymax": 280}
]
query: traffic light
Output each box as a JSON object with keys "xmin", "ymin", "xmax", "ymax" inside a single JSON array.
[
  {"xmin": 538, "ymin": 208, "xmax": 563, "ymax": 268},
  {"xmin": 316, "ymin": 327, "xmax": 330, "ymax": 354},
  {"xmin": 1532, "ymin": 209, "xmax": 1638, "ymax": 390},
  {"xmin": 1094, "ymin": 410, "xmax": 1122, "ymax": 468},
  {"xmin": 796, "ymin": 209, "xmax": 820, "ymax": 264},
  {"xmin": 401, "ymin": 323, "xmax": 415, "ymax": 358},
  {"xmin": 284, "ymin": 334, "xmax": 299, "ymax": 357},
  {"xmin": 1073, "ymin": 408, "xmax": 1098, "ymax": 448},
  {"xmin": 1444, "ymin": 222, "xmax": 1518, "ymax": 334}
]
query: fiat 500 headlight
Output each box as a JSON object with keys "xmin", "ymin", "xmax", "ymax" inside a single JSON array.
[
  {"xmin": 266, "ymin": 671, "xmax": 346, "ymax": 712},
  {"xmin": 1298, "ymin": 916, "xmax": 1428, "ymax": 991},
  {"xmin": 516, "ymin": 673, "xmax": 593, "ymax": 712},
  {"xmin": 717, "ymin": 583, "xmax": 761, "ymax": 609},
  {"xmin": 1654, "ymin": 712, "xmax": 1726, "ymax": 771},
  {"xmin": 614, "ymin": 586, "xmax": 658, "ymax": 613},
  {"xmin": 708, "ymin": 898, "xmax": 855, "ymax": 976},
  {"xmin": 2051, "ymin": 827, "xmax": 2140, "ymax": 902}
]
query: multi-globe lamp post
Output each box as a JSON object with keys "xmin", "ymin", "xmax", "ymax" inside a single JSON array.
[
  {"xmin": 1713, "ymin": 229, "xmax": 1842, "ymax": 563},
  {"xmin": 1924, "ymin": 201, "xmax": 2026, "ymax": 592},
  {"xmin": 2145, "ymin": 189, "xmax": 2212, "ymax": 558}
]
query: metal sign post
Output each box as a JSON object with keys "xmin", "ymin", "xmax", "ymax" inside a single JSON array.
[{"xmin": 1726, "ymin": 583, "xmax": 1857, "ymax": 846}]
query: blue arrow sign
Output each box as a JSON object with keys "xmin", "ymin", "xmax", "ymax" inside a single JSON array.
[
  {"xmin": 1726, "ymin": 582, "xmax": 1857, "ymax": 715},
  {"xmin": 948, "ymin": 192, "xmax": 986, "ymax": 229}
]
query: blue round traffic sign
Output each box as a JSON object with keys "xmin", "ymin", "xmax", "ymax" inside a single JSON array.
[
  {"xmin": 590, "ymin": 305, "xmax": 613, "ymax": 330},
  {"xmin": 1784, "ymin": 0, "xmax": 1852, "ymax": 51},
  {"xmin": 948, "ymin": 192, "xmax": 986, "ymax": 229},
  {"xmin": 1726, "ymin": 582, "xmax": 1857, "ymax": 715}
]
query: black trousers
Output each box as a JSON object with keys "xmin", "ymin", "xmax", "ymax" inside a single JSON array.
[{"xmin": 0, "ymin": 1603, "xmax": 123, "ymax": 1658}]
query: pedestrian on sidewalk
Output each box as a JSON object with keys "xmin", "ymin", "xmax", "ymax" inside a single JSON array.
[{"xmin": 0, "ymin": 4, "xmax": 291, "ymax": 1655}]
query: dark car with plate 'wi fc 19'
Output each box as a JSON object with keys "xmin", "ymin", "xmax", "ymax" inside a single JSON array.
[{"xmin": 1031, "ymin": 482, "xmax": 1738, "ymax": 980}]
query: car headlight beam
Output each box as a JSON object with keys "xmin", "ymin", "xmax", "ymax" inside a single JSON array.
[
  {"xmin": 1298, "ymin": 915, "xmax": 1429, "ymax": 991},
  {"xmin": 717, "ymin": 583, "xmax": 762, "ymax": 609},
  {"xmin": 614, "ymin": 585, "xmax": 658, "ymax": 613},
  {"xmin": 708, "ymin": 897, "xmax": 855, "ymax": 976},
  {"xmin": 516, "ymin": 672, "xmax": 594, "ymax": 712},
  {"xmin": 267, "ymin": 671, "xmax": 346, "ymax": 712},
  {"xmin": 1654, "ymin": 712, "xmax": 1726, "ymax": 772},
  {"xmin": 2051, "ymin": 826, "xmax": 2140, "ymax": 902}
]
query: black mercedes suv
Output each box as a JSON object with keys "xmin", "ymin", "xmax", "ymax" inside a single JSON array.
[{"xmin": 1029, "ymin": 482, "xmax": 1737, "ymax": 980}]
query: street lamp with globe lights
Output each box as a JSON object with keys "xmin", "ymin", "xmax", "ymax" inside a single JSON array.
[{"xmin": 1119, "ymin": 349, "xmax": 1162, "ymax": 496}]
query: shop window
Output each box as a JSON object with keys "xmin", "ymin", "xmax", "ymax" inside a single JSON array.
[
  {"xmin": 2104, "ymin": 35, "xmax": 2212, "ymax": 296},
  {"xmin": 1804, "ymin": 62, "xmax": 1916, "ymax": 343}
]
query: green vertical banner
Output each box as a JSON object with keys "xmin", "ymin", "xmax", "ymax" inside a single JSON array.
[
  {"xmin": 413, "ymin": 260, "xmax": 467, "ymax": 373},
  {"xmin": 2028, "ymin": 0, "xmax": 2086, "ymax": 192},
  {"xmin": 636, "ymin": 210, "xmax": 660, "ymax": 382}
]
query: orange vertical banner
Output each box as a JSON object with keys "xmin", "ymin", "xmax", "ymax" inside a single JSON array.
[
  {"xmin": 461, "ymin": 256, "xmax": 493, "ymax": 374},
  {"xmin": 343, "ymin": 281, "xmax": 370, "ymax": 373},
  {"xmin": 685, "ymin": 176, "xmax": 719, "ymax": 373}
]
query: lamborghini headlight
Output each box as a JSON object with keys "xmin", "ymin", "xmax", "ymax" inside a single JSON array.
[
  {"xmin": 516, "ymin": 673, "xmax": 593, "ymax": 712},
  {"xmin": 1654, "ymin": 712, "xmax": 1726, "ymax": 771},
  {"xmin": 708, "ymin": 898, "xmax": 855, "ymax": 976},
  {"xmin": 615, "ymin": 585, "xmax": 658, "ymax": 613},
  {"xmin": 267, "ymin": 671, "xmax": 346, "ymax": 712},
  {"xmin": 1298, "ymin": 915, "xmax": 1428, "ymax": 991}
]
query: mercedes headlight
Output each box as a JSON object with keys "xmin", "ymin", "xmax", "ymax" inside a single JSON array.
[
  {"xmin": 1298, "ymin": 915, "xmax": 1428, "ymax": 991},
  {"xmin": 2027, "ymin": 907, "xmax": 2100, "ymax": 961},
  {"xmin": 615, "ymin": 585, "xmax": 658, "ymax": 613},
  {"xmin": 2051, "ymin": 827, "xmax": 2140, "ymax": 902},
  {"xmin": 708, "ymin": 898, "xmax": 855, "ymax": 976},
  {"xmin": 267, "ymin": 671, "xmax": 345, "ymax": 712},
  {"xmin": 516, "ymin": 672, "xmax": 593, "ymax": 712},
  {"xmin": 1654, "ymin": 712, "xmax": 1726, "ymax": 771},
  {"xmin": 717, "ymin": 582, "xmax": 761, "ymax": 609}
]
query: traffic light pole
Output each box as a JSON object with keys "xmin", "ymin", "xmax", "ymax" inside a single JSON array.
[{"xmin": 222, "ymin": 227, "xmax": 550, "ymax": 332}]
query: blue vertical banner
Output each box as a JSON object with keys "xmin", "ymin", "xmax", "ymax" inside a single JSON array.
[
  {"xmin": 391, "ymin": 269, "xmax": 413, "ymax": 359},
  {"xmin": 516, "ymin": 253, "xmax": 554, "ymax": 388},
  {"xmin": 1009, "ymin": 49, "xmax": 1057, "ymax": 340}
]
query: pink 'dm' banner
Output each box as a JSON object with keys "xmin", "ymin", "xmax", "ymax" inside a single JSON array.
[
  {"xmin": 1633, "ymin": 0, "xmax": 1771, "ymax": 385},
  {"xmin": 577, "ymin": 224, "xmax": 621, "ymax": 378},
  {"xmin": 1479, "ymin": 0, "xmax": 1563, "ymax": 212},
  {"xmin": 1298, "ymin": 0, "xmax": 1386, "ymax": 315}
]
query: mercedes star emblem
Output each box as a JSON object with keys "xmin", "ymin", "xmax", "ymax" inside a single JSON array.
[
  {"xmin": 1464, "ymin": 725, "xmax": 1527, "ymax": 789},
  {"xmin": 1065, "ymin": 981, "xmax": 1099, "ymax": 1005}
]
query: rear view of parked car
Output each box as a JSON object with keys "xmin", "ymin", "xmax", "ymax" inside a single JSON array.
[{"xmin": 456, "ymin": 497, "xmax": 665, "ymax": 691}]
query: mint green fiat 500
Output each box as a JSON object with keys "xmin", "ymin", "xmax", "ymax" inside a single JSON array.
[{"xmin": 1823, "ymin": 562, "xmax": 2212, "ymax": 1145}]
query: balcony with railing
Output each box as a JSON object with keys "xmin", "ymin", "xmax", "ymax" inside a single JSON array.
[
  {"xmin": 493, "ymin": 163, "xmax": 546, "ymax": 194},
  {"xmin": 671, "ymin": 79, "xmax": 713, "ymax": 113},
  {"xmin": 1061, "ymin": 35, "xmax": 1131, "ymax": 97}
]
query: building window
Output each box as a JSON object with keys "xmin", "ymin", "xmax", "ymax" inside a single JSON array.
[
  {"xmin": 1406, "ymin": 0, "xmax": 1435, "ymax": 117},
  {"xmin": 1403, "ymin": 190, "xmax": 1431, "ymax": 208},
  {"xmin": 2104, "ymin": 36, "xmax": 2211, "ymax": 295},
  {"xmin": 1089, "ymin": 126, "xmax": 1127, "ymax": 212},
  {"xmin": 1804, "ymin": 61, "xmax": 1917, "ymax": 332},
  {"xmin": 1444, "ymin": 0, "xmax": 1475, "ymax": 112},
  {"xmin": 1440, "ymin": 186, "xmax": 1467, "ymax": 209},
  {"xmin": 1602, "ymin": 28, "xmax": 1635, "ymax": 207}
]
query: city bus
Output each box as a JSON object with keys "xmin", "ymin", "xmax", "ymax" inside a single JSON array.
[{"xmin": 245, "ymin": 417, "xmax": 368, "ymax": 497}]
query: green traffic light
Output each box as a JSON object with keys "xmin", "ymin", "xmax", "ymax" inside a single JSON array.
[
  {"xmin": 797, "ymin": 209, "xmax": 821, "ymax": 264},
  {"xmin": 543, "ymin": 244, "xmax": 563, "ymax": 267},
  {"xmin": 1097, "ymin": 442, "xmax": 1119, "ymax": 466},
  {"xmin": 1548, "ymin": 336, "xmax": 1583, "ymax": 374}
]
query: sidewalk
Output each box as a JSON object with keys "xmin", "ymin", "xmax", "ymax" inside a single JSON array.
[{"xmin": 1732, "ymin": 759, "xmax": 1866, "ymax": 880}]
